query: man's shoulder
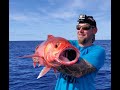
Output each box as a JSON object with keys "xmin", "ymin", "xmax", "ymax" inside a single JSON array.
[
  {"xmin": 90, "ymin": 45, "xmax": 105, "ymax": 55},
  {"xmin": 92, "ymin": 45, "xmax": 105, "ymax": 51}
]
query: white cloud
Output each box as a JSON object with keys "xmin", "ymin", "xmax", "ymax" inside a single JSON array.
[
  {"xmin": 49, "ymin": 12, "xmax": 77, "ymax": 19},
  {"xmin": 10, "ymin": 14, "xmax": 28, "ymax": 21},
  {"xmin": 10, "ymin": 0, "xmax": 111, "ymax": 22}
]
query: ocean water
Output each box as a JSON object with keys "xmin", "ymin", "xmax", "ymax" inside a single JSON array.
[{"xmin": 9, "ymin": 40, "xmax": 111, "ymax": 90}]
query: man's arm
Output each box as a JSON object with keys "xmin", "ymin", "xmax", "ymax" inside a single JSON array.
[{"xmin": 56, "ymin": 58, "xmax": 96, "ymax": 78}]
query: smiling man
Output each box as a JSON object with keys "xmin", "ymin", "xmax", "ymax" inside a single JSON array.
[{"xmin": 55, "ymin": 14, "xmax": 106, "ymax": 90}]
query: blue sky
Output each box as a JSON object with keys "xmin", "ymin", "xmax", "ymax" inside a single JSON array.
[{"xmin": 9, "ymin": 0, "xmax": 111, "ymax": 41}]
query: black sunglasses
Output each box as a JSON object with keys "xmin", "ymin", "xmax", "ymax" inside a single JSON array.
[{"xmin": 76, "ymin": 25, "xmax": 94, "ymax": 30}]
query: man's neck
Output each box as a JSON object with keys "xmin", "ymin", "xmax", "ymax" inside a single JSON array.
[{"xmin": 79, "ymin": 42, "xmax": 93, "ymax": 47}]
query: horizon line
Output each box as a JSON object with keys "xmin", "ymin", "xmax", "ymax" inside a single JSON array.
[{"xmin": 9, "ymin": 39, "xmax": 111, "ymax": 41}]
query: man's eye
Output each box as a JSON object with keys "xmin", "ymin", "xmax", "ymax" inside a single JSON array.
[{"xmin": 82, "ymin": 27, "xmax": 91, "ymax": 30}]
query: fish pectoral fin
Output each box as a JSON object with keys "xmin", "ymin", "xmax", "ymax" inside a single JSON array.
[
  {"xmin": 33, "ymin": 62, "xmax": 37, "ymax": 68},
  {"xmin": 38, "ymin": 57, "xmax": 45, "ymax": 66},
  {"xmin": 37, "ymin": 67, "xmax": 51, "ymax": 79}
]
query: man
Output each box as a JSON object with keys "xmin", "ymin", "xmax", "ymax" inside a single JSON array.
[{"xmin": 55, "ymin": 14, "xmax": 106, "ymax": 90}]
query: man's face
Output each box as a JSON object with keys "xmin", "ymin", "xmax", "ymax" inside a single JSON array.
[{"xmin": 76, "ymin": 23, "xmax": 96, "ymax": 45}]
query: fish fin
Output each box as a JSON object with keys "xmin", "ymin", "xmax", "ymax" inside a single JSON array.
[
  {"xmin": 38, "ymin": 57, "xmax": 45, "ymax": 66},
  {"xmin": 38, "ymin": 63, "xmax": 41, "ymax": 67},
  {"xmin": 33, "ymin": 62, "xmax": 37, "ymax": 68},
  {"xmin": 37, "ymin": 67, "xmax": 51, "ymax": 79},
  {"xmin": 18, "ymin": 54, "xmax": 39, "ymax": 58},
  {"xmin": 35, "ymin": 44, "xmax": 40, "ymax": 51},
  {"xmin": 53, "ymin": 68, "xmax": 57, "ymax": 78},
  {"xmin": 32, "ymin": 56, "xmax": 42, "ymax": 67},
  {"xmin": 47, "ymin": 34, "xmax": 54, "ymax": 40}
]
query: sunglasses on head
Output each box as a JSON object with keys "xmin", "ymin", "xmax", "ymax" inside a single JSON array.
[{"xmin": 76, "ymin": 24, "xmax": 94, "ymax": 30}]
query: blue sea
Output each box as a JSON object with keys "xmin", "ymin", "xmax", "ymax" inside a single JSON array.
[{"xmin": 9, "ymin": 40, "xmax": 111, "ymax": 90}]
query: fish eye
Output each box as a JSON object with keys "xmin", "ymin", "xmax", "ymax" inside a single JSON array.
[
  {"xmin": 55, "ymin": 44, "xmax": 58, "ymax": 48},
  {"xmin": 55, "ymin": 42, "xmax": 60, "ymax": 48}
]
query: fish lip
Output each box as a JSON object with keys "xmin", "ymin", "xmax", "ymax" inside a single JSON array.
[{"xmin": 57, "ymin": 46, "xmax": 79, "ymax": 65}]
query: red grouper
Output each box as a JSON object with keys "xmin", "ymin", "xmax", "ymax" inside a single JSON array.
[{"xmin": 19, "ymin": 35, "xmax": 80, "ymax": 79}]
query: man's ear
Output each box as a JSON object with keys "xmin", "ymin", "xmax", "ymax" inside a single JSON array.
[{"xmin": 93, "ymin": 27, "xmax": 97, "ymax": 34}]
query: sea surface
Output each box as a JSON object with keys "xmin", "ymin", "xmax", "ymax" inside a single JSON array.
[{"xmin": 9, "ymin": 40, "xmax": 111, "ymax": 90}]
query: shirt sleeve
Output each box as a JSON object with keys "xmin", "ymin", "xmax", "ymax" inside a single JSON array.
[{"xmin": 82, "ymin": 47, "xmax": 106, "ymax": 70}]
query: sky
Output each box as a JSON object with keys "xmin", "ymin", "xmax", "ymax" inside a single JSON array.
[{"xmin": 9, "ymin": 0, "xmax": 111, "ymax": 41}]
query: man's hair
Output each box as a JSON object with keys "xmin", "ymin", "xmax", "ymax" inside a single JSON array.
[{"xmin": 77, "ymin": 14, "xmax": 96, "ymax": 27}]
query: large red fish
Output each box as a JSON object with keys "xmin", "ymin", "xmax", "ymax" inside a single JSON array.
[{"xmin": 20, "ymin": 35, "xmax": 80, "ymax": 79}]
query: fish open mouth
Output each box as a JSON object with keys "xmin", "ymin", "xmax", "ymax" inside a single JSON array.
[{"xmin": 59, "ymin": 48, "xmax": 77, "ymax": 62}]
